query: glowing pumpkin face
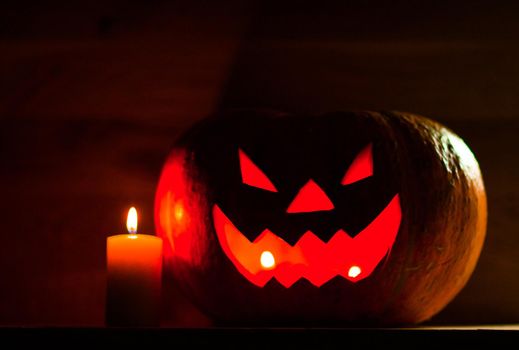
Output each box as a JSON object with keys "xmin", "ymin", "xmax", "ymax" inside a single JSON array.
[
  {"xmin": 155, "ymin": 110, "xmax": 486, "ymax": 325},
  {"xmin": 213, "ymin": 145, "xmax": 402, "ymax": 287}
]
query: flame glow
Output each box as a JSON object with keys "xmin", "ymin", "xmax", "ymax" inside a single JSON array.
[
  {"xmin": 260, "ymin": 251, "xmax": 276, "ymax": 269},
  {"xmin": 127, "ymin": 207, "xmax": 138, "ymax": 235},
  {"xmin": 174, "ymin": 203, "xmax": 184, "ymax": 222},
  {"xmin": 348, "ymin": 265, "xmax": 361, "ymax": 278}
]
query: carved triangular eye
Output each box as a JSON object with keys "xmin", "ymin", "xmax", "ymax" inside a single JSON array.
[
  {"xmin": 341, "ymin": 144, "xmax": 373, "ymax": 185},
  {"xmin": 239, "ymin": 149, "xmax": 278, "ymax": 192}
]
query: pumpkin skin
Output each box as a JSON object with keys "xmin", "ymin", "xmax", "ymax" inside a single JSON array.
[{"xmin": 155, "ymin": 110, "xmax": 486, "ymax": 325}]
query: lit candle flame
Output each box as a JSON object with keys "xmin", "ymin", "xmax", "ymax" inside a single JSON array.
[
  {"xmin": 348, "ymin": 265, "xmax": 361, "ymax": 278},
  {"xmin": 127, "ymin": 207, "xmax": 138, "ymax": 235},
  {"xmin": 260, "ymin": 251, "xmax": 276, "ymax": 269}
]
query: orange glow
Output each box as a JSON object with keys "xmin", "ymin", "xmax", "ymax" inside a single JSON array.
[
  {"xmin": 239, "ymin": 149, "xmax": 278, "ymax": 192},
  {"xmin": 286, "ymin": 179, "xmax": 334, "ymax": 213},
  {"xmin": 106, "ymin": 233, "xmax": 163, "ymax": 281},
  {"xmin": 213, "ymin": 195, "xmax": 401, "ymax": 287},
  {"xmin": 127, "ymin": 207, "xmax": 138, "ymax": 235},
  {"xmin": 155, "ymin": 151, "xmax": 207, "ymax": 265},
  {"xmin": 342, "ymin": 144, "xmax": 373, "ymax": 185},
  {"xmin": 174, "ymin": 203, "xmax": 184, "ymax": 222},
  {"xmin": 260, "ymin": 251, "xmax": 276, "ymax": 269}
]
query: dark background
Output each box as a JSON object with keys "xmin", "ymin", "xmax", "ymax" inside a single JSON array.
[{"xmin": 0, "ymin": 0, "xmax": 518, "ymax": 326}]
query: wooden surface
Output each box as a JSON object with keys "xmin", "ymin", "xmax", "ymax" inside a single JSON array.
[{"xmin": 0, "ymin": 0, "xmax": 518, "ymax": 326}]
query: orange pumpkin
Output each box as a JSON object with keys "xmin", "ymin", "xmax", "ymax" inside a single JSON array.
[{"xmin": 155, "ymin": 110, "xmax": 486, "ymax": 325}]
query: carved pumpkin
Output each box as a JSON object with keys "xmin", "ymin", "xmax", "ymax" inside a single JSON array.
[{"xmin": 155, "ymin": 110, "xmax": 486, "ymax": 325}]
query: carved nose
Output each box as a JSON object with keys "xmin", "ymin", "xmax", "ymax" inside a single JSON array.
[{"xmin": 286, "ymin": 179, "xmax": 334, "ymax": 213}]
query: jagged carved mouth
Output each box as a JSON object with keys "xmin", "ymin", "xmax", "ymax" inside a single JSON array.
[{"xmin": 212, "ymin": 195, "xmax": 402, "ymax": 288}]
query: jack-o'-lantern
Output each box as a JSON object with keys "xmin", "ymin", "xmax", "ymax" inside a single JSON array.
[{"xmin": 155, "ymin": 110, "xmax": 486, "ymax": 325}]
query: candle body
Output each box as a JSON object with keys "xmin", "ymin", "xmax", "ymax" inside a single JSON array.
[{"xmin": 106, "ymin": 234, "xmax": 163, "ymax": 327}]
